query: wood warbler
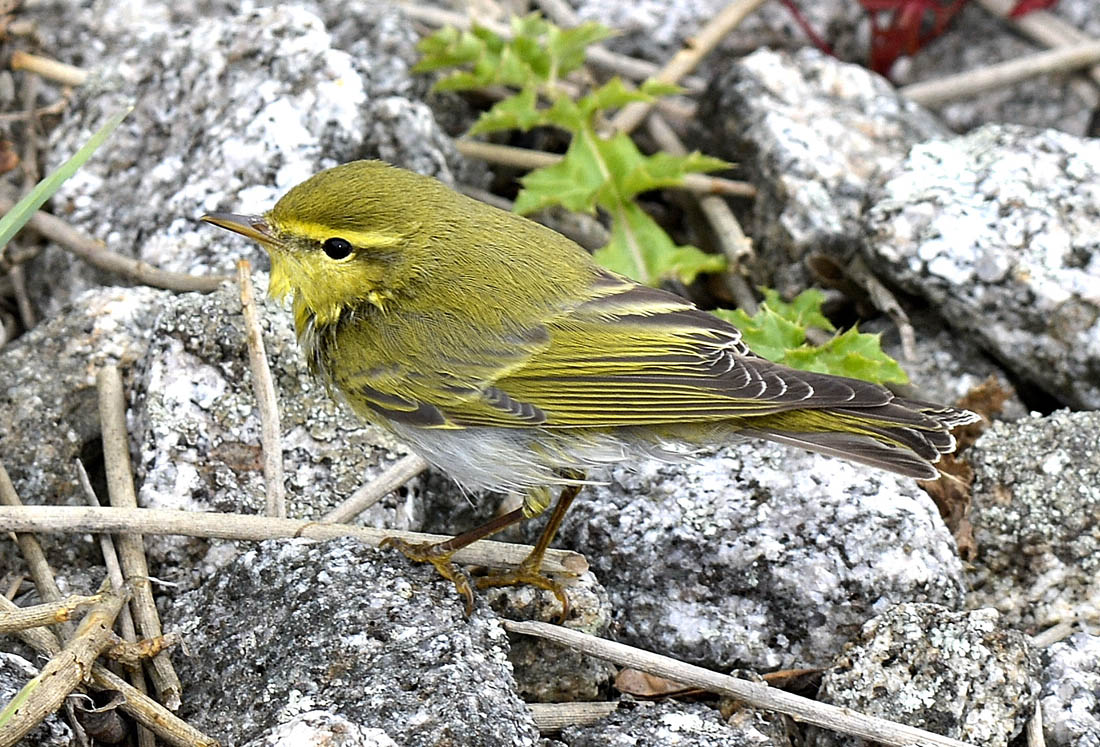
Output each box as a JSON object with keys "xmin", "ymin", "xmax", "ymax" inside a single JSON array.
[{"xmin": 203, "ymin": 160, "xmax": 978, "ymax": 617}]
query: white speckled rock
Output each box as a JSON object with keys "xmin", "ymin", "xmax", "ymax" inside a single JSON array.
[
  {"xmin": 1039, "ymin": 632, "xmax": 1100, "ymax": 747},
  {"xmin": 865, "ymin": 125, "xmax": 1100, "ymax": 408},
  {"xmin": 966, "ymin": 410, "xmax": 1100, "ymax": 631},
  {"xmin": 808, "ymin": 603, "xmax": 1039, "ymax": 747}
]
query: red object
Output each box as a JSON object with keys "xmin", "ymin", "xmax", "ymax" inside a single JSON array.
[
  {"xmin": 861, "ymin": 0, "xmax": 968, "ymax": 76},
  {"xmin": 1008, "ymin": 0, "xmax": 1058, "ymax": 16}
]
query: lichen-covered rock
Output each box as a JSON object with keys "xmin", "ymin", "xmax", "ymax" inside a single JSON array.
[
  {"xmin": 698, "ymin": 47, "xmax": 947, "ymax": 295},
  {"xmin": 808, "ymin": 603, "xmax": 1039, "ymax": 747},
  {"xmin": 1039, "ymin": 632, "xmax": 1100, "ymax": 747},
  {"xmin": 537, "ymin": 443, "xmax": 965, "ymax": 672},
  {"xmin": 559, "ymin": 699, "xmax": 790, "ymax": 747},
  {"xmin": 167, "ymin": 538, "xmax": 540, "ymax": 747},
  {"xmin": 966, "ymin": 410, "xmax": 1100, "ymax": 631},
  {"xmin": 37, "ymin": 3, "xmax": 481, "ymax": 315},
  {"xmin": 865, "ymin": 125, "xmax": 1100, "ymax": 409}
]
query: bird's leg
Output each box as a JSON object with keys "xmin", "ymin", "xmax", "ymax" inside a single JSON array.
[
  {"xmin": 380, "ymin": 507, "xmax": 529, "ymax": 615},
  {"xmin": 476, "ymin": 479, "xmax": 584, "ymax": 622}
]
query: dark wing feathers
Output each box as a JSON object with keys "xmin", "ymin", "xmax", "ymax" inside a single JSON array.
[{"xmin": 337, "ymin": 275, "xmax": 976, "ymax": 475}]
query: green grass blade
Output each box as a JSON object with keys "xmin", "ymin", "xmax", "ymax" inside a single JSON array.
[{"xmin": 0, "ymin": 105, "xmax": 132, "ymax": 251}]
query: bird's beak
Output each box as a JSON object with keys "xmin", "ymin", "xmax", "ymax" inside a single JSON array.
[{"xmin": 201, "ymin": 212, "xmax": 277, "ymax": 246}]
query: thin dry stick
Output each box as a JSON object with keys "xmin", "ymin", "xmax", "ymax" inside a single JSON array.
[
  {"xmin": 455, "ymin": 140, "xmax": 756, "ymax": 198},
  {"xmin": 504, "ymin": 620, "xmax": 976, "ymax": 747},
  {"xmin": 0, "ymin": 462, "xmax": 73, "ymax": 641},
  {"xmin": 1026, "ymin": 706, "xmax": 1045, "ymax": 747},
  {"xmin": 0, "ymin": 596, "xmax": 220, "ymax": 747},
  {"xmin": 845, "ymin": 255, "xmax": 917, "ymax": 361},
  {"xmin": 97, "ymin": 366, "xmax": 182, "ymax": 711},
  {"xmin": 0, "ymin": 585, "xmax": 127, "ymax": 747},
  {"xmin": 528, "ymin": 701, "xmax": 619, "ymax": 732},
  {"xmin": 236, "ymin": 261, "xmax": 287, "ymax": 518},
  {"xmin": 9, "ymin": 50, "xmax": 88, "ymax": 87},
  {"xmin": 0, "ymin": 195, "xmax": 227, "ymax": 292},
  {"xmin": 900, "ymin": 41, "xmax": 1100, "ymax": 108},
  {"xmin": 974, "ymin": 0, "xmax": 1100, "ymax": 93},
  {"xmin": 1031, "ymin": 620, "xmax": 1079, "ymax": 648},
  {"xmin": 322, "ymin": 454, "xmax": 429, "ymax": 524},
  {"xmin": 75, "ymin": 459, "xmax": 156, "ymax": 747},
  {"xmin": 609, "ymin": 0, "xmax": 769, "ymax": 134},
  {"xmin": 0, "ymin": 593, "xmax": 104, "ymax": 633},
  {"xmin": 0, "ymin": 505, "xmax": 585, "ymax": 575},
  {"xmin": 644, "ymin": 113, "xmax": 758, "ymax": 313}
]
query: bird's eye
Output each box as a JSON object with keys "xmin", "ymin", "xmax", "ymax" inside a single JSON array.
[{"xmin": 322, "ymin": 237, "xmax": 353, "ymax": 260}]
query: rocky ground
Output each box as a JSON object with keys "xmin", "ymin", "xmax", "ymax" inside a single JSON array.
[{"xmin": 0, "ymin": 1, "xmax": 1098, "ymax": 745}]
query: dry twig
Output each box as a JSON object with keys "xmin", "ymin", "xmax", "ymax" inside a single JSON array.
[
  {"xmin": 0, "ymin": 595, "xmax": 219, "ymax": 747},
  {"xmin": 608, "ymin": 0, "xmax": 769, "ymax": 134},
  {"xmin": 237, "ymin": 261, "xmax": 286, "ymax": 518},
  {"xmin": 75, "ymin": 459, "xmax": 156, "ymax": 747},
  {"xmin": 528, "ymin": 701, "xmax": 619, "ymax": 732},
  {"xmin": 322, "ymin": 454, "xmax": 429, "ymax": 524},
  {"xmin": 974, "ymin": 0, "xmax": 1100, "ymax": 95},
  {"xmin": 0, "ymin": 461, "xmax": 72, "ymax": 639},
  {"xmin": 0, "ymin": 584, "xmax": 127, "ymax": 747},
  {"xmin": 0, "ymin": 505, "xmax": 586, "ymax": 575},
  {"xmin": 900, "ymin": 41, "xmax": 1100, "ymax": 108},
  {"xmin": 10, "ymin": 50, "xmax": 87, "ymax": 87},
  {"xmin": 0, "ymin": 593, "xmax": 104, "ymax": 633},
  {"xmin": 0, "ymin": 194, "xmax": 227, "ymax": 292},
  {"xmin": 97, "ymin": 366, "xmax": 182, "ymax": 710},
  {"xmin": 504, "ymin": 620, "xmax": 977, "ymax": 747}
]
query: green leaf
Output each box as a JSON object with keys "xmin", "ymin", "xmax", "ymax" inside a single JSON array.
[
  {"xmin": 714, "ymin": 290, "xmax": 909, "ymax": 385},
  {"xmin": 470, "ymin": 87, "xmax": 548, "ymax": 134},
  {"xmin": 594, "ymin": 201, "xmax": 725, "ymax": 285},
  {"xmin": 514, "ymin": 141, "xmax": 603, "ymax": 214},
  {"xmin": 0, "ymin": 106, "xmax": 131, "ymax": 252}
]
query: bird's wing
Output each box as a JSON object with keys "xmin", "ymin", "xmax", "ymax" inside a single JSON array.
[{"xmin": 441, "ymin": 278, "xmax": 893, "ymax": 428}]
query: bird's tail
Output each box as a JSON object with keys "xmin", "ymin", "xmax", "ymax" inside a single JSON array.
[{"xmin": 738, "ymin": 398, "xmax": 980, "ymax": 479}]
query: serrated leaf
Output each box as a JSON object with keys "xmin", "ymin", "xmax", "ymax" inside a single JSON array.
[
  {"xmin": 785, "ymin": 327, "xmax": 909, "ymax": 384},
  {"xmin": 593, "ymin": 201, "xmax": 724, "ymax": 285},
  {"xmin": 582, "ymin": 77, "xmax": 657, "ymax": 113},
  {"xmin": 470, "ymin": 87, "xmax": 548, "ymax": 134},
  {"xmin": 514, "ymin": 140, "xmax": 603, "ymax": 214},
  {"xmin": 551, "ymin": 22, "xmax": 615, "ymax": 76},
  {"xmin": 758, "ymin": 287, "xmax": 835, "ymax": 332},
  {"xmin": 714, "ymin": 290, "xmax": 909, "ymax": 385}
]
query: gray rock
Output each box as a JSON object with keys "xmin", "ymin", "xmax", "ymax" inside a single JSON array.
[
  {"xmin": 698, "ymin": 47, "xmax": 947, "ymax": 295},
  {"xmin": 895, "ymin": 3, "xmax": 1096, "ymax": 136},
  {"xmin": 559, "ymin": 699, "xmax": 790, "ymax": 746},
  {"xmin": 808, "ymin": 603, "xmax": 1039, "ymax": 747},
  {"xmin": 966, "ymin": 410, "xmax": 1100, "ymax": 631},
  {"xmin": 571, "ymin": 0, "xmax": 864, "ymax": 65},
  {"xmin": 865, "ymin": 125, "xmax": 1100, "ymax": 409},
  {"xmin": 0, "ymin": 653, "xmax": 74, "ymax": 746},
  {"xmin": 0, "ymin": 286, "xmax": 168, "ymax": 580},
  {"xmin": 482, "ymin": 572, "xmax": 616, "ymax": 703},
  {"xmin": 129, "ymin": 276, "xmax": 425, "ymax": 576},
  {"xmin": 241, "ymin": 710, "xmax": 398, "ymax": 747},
  {"xmin": 167, "ymin": 537, "xmax": 540, "ymax": 747},
  {"xmin": 1040, "ymin": 632, "xmax": 1100, "ymax": 747},
  {"xmin": 542, "ymin": 443, "xmax": 965, "ymax": 671},
  {"xmin": 36, "ymin": 3, "xmax": 479, "ymax": 316}
]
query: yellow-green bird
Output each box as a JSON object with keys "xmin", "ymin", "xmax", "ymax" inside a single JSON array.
[{"xmin": 203, "ymin": 160, "xmax": 978, "ymax": 616}]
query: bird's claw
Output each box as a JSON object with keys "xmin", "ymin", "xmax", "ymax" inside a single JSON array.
[
  {"xmin": 476, "ymin": 559, "xmax": 571, "ymax": 623},
  {"xmin": 379, "ymin": 537, "xmax": 476, "ymax": 615}
]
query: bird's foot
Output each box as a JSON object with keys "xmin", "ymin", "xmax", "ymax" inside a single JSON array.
[
  {"xmin": 476, "ymin": 555, "xmax": 571, "ymax": 623},
  {"xmin": 379, "ymin": 537, "xmax": 475, "ymax": 615}
]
